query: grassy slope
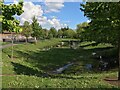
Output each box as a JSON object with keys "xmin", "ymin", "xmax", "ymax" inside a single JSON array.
[{"xmin": 2, "ymin": 39, "xmax": 118, "ymax": 88}]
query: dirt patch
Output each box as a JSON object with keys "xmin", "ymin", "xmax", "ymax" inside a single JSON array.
[{"xmin": 104, "ymin": 77, "xmax": 120, "ymax": 87}]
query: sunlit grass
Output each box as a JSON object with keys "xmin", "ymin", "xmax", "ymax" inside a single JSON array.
[{"xmin": 2, "ymin": 39, "xmax": 118, "ymax": 88}]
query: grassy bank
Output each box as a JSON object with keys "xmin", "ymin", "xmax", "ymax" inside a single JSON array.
[{"xmin": 2, "ymin": 39, "xmax": 118, "ymax": 88}]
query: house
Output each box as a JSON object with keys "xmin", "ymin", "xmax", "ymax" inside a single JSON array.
[{"xmin": 0, "ymin": 31, "xmax": 26, "ymax": 42}]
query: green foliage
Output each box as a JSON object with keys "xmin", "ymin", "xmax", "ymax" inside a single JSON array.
[
  {"xmin": 22, "ymin": 21, "xmax": 32, "ymax": 38},
  {"xmin": 80, "ymin": 2, "xmax": 120, "ymax": 80},
  {"xmin": 60, "ymin": 27, "xmax": 69, "ymax": 38},
  {"xmin": 76, "ymin": 22, "xmax": 88, "ymax": 39},
  {"xmin": 39, "ymin": 29, "xmax": 47, "ymax": 39},
  {"xmin": 58, "ymin": 27, "xmax": 77, "ymax": 39},
  {"xmin": 49, "ymin": 27, "xmax": 57, "ymax": 38},
  {"xmin": 80, "ymin": 2, "xmax": 120, "ymax": 45},
  {"xmin": 2, "ymin": 1, "xmax": 24, "ymax": 33},
  {"xmin": 64, "ymin": 29, "xmax": 76, "ymax": 38},
  {"xmin": 57, "ymin": 29, "xmax": 63, "ymax": 38},
  {"xmin": 48, "ymin": 33, "xmax": 53, "ymax": 39},
  {"xmin": 31, "ymin": 16, "xmax": 42, "ymax": 39}
]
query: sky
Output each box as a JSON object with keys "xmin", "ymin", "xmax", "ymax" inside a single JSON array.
[{"xmin": 4, "ymin": 0, "xmax": 89, "ymax": 30}]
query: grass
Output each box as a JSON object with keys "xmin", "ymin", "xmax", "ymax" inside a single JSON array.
[
  {"xmin": 0, "ymin": 41, "xmax": 10, "ymax": 45},
  {"xmin": 2, "ymin": 39, "xmax": 119, "ymax": 88},
  {"xmin": 2, "ymin": 72, "xmax": 117, "ymax": 88}
]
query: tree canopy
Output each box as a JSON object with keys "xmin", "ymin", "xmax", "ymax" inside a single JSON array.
[
  {"xmin": 22, "ymin": 21, "xmax": 32, "ymax": 42},
  {"xmin": 80, "ymin": 2, "xmax": 120, "ymax": 45},
  {"xmin": 49, "ymin": 27, "xmax": 57, "ymax": 38},
  {"xmin": 80, "ymin": 2, "xmax": 120, "ymax": 80},
  {"xmin": 76, "ymin": 22, "xmax": 88, "ymax": 39},
  {"xmin": 2, "ymin": 1, "xmax": 24, "ymax": 33},
  {"xmin": 64, "ymin": 29, "xmax": 76, "ymax": 38},
  {"xmin": 31, "ymin": 16, "xmax": 42, "ymax": 39}
]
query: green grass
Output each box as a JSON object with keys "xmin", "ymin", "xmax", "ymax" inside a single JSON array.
[
  {"xmin": 0, "ymin": 41, "xmax": 10, "ymax": 45},
  {"xmin": 2, "ymin": 39, "xmax": 118, "ymax": 88},
  {"xmin": 2, "ymin": 72, "xmax": 117, "ymax": 88}
]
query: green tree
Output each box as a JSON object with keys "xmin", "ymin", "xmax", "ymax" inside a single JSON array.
[
  {"xmin": 22, "ymin": 21, "xmax": 32, "ymax": 43},
  {"xmin": 0, "ymin": 2, "xmax": 2, "ymax": 33},
  {"xmin": 43, "ymin": 29, "xmax": 49, "ymax": 39},
  {"xmin": 2, "ymin": 1, "xmax": 23, "ymax": 32},
  {"xmin": 60, "ymin": 26, "xmax": 69, "ymax": 38},
  {"xmin": 49, "ymin": 27, "xmax": 57, "ymax": 38},
  {"xmin": 76, "ymin": 22, "xmax": 88, "ymax": 39},
  {"xmin": 64, "ymin": 29, "xmax": 76, "ymax": 38},
  {"xmin": 48, "ymin": 33, "xmax": 53, "ymax": 39},
  {"xmin": 58, "ymin": 29, "xmax": 63, "ymax": 38},
  {"xmin": 31, "ymin": 16, "xmax": 42, "ymax": 43},
  {"xmin": 39, "ymin": 29, "xmax": 48, "ymax": 39},
  {"xmin": 80, "ymin": 2, "xmax": 120, "ymax": 80}
]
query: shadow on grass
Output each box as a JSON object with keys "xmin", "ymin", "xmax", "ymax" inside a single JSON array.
[
  {"xmin": 15, "ymin": 48, "xmax": 85, "ymax": 72},
  {"xmin": 12, "ymin": 48, "xmax": 93, "ymax": 77},
  {"xmin": 86, "ymin": 47, "xmax": 114, "ymax": 51},
  {"xmin": 11, "ymin": 62, "xmax": 99, "ymax": 80},
  {"xmin": 11, "ymin": 45, "xmax": 117, "ymax": 79},
  {"xmin": 11, "ymin": 62, "xmax": 44, "ymax": 77}
]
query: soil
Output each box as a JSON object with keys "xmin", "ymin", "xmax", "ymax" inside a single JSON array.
[{"xmin": 104, "ymin": 77, "xmax": 120, "ymax": 87}]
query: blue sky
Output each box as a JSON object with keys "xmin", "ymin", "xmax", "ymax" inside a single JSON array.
[
  {"xmin": 43, "ymin": 2, "xmax": 88, "ymax": 29},
  {"xmin": 4, "ymin": 0, "xmax": 88, "ymax": 30}
]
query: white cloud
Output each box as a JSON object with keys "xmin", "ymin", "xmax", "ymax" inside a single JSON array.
[
  {"xmin": 38, "ymin": 17, "xmax": 67, "ymax": 30},
  {"xmin": 13, "ymin": 0, "xmax": 18, "ymax": 4},
  {"xmin": 45, "ymin": 0, "xmax": 64, "ymax": 13},
  {"xmin": 87, "ymin": 20, "xmax": 91, "ymax": 23},
  {"xmin": 20, "ymin": 2, "xmax": 43, "ymax": 25},
  {"xmin": 19, "ymin": 2, "xmax": 67, "ymax": 30}
]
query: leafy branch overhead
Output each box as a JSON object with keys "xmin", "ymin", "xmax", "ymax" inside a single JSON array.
[
  {"xmin": 2, "ymin": 1, "xmax": 24, "ymax": 33},
  {"xmin": 80, "ymin": 2, "xmax": 120, "ymax": 45}
]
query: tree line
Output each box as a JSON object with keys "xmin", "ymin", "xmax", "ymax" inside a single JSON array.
[{"xmin": 21, "ymin": 17, "xmax": 84, "ymax": 42}]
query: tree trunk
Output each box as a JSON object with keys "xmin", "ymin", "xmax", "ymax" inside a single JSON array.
[
  {"xmin": 34, "ymin": 37, "xmax": 37, "ymax": 44},
  {"xmin": 11, "ymin": 33, "xmax": 14, "ymax": 60},
  {"xmin": 26, "ymin": 37, "xmax": 28, "ymax": 43},
  {"xmin": 118, "ymin": 37, "xmax": 120, "ymax": 80}
]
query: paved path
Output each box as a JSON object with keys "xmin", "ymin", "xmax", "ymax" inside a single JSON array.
[
  {"xmin": 0, "ymin": 44, "xmax": 18, "ymax": 49},
  {"xmin": 0, "ymin": 42, "xmax": 24, "ymax": 49}
]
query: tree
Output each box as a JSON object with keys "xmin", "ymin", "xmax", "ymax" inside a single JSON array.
[
  {"xmin": 22, "ymin": 21, "xmax": 32, "ymax": 43},
  {"xmin": 49, "ymin": 27, "xmax": 57, "ymax": 38},
  {"xmin": 39, "ymin": 29, "xmax": 48, "ymax": 39},
  {"xmin": 48, "ymin": 33, "xmax": 53, "ymax": 39},
  {"xmin": 0, "ymin": 2, "xmax": 2, "ymax": 33},
  {"xmin": 80, "ymin": 2, "xmax": 120, "ymax": 80},
  {"xmin": 43, "ymin": 29, "xmax": 49, "ymax": 39},
  {"xmin": 76, "ymin": 22, "xmax": 88, "ymax": 39},
  {"xmin": 1, "ymin": 1, "xmax": 23, "ymax": 60},
  {"xmin": 58, "ymin": 29, "xmax": 63, "ymax": 38},
  {"xmin": 2, "ymin": 1, "xmax": 23, "ymax": 32},
  {"xmin": 31, "ymin": 16, "xmax": 42, "ymax": 43},
  {"xmin": 64, "ymin": 29, "xmax": 76, "ymax": 38},
  {"xmin": 60, "ymin": 26, "xmax": 69, "ymax": 38}
]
